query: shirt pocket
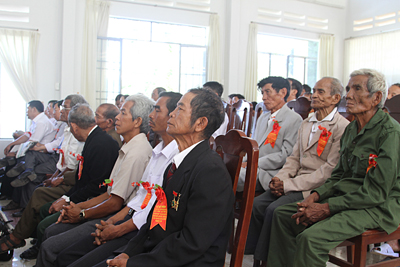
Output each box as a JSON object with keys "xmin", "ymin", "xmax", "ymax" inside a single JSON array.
[{"xmin": 351, "ymin": 148, "xmax": 370, "ymax": 176}]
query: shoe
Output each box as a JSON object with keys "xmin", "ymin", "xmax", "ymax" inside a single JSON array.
[
  {"xmin": 12, "ymin": 208, "xmax": 24, "ymax": 217},
  {"xmin": 20, "ymin": 245, "xmax": 39, "ymax": 260},
  {"xmin": 370, "ymin": 243, "xmax": 399, "ymax": 257},
  {"xmin": 11, "ymin": 170, "xmax": 37, "ymax": 188},
  {"xmin": 0, "ymin": 157, "xmax": 16, "ymax": 169},
  {"xmin": 1, "ymin": 201, "xmax": 20, "ymax": 211},
  {"xmin": 6, "ymin": 162, "xmax": 25, "ymax": 178}
]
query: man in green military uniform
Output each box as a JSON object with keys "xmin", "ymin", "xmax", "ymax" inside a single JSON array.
[{"xmin": 267, "ymin": 69, "xmax": 400, "ymax": 267}]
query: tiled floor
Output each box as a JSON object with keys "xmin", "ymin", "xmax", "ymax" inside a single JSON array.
[{"xmin": 0, "ymin": 199, "xmax": 392, "ymax": 267}]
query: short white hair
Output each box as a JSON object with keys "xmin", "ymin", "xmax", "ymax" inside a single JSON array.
[{"xmin": 350, "ymin": 69, "xmax": 387, "ymax": 108}]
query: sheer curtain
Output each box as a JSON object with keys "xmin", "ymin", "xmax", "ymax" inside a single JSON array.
[
  {"xmin": 0, "ymin": 29, "xmax": 40, "ymax": 101},
  {"xmin": 319, "ymin": 34, "xmax": 334, "ymax": 78},
  {"xmin": 207, "ymin": 14, "xmax": 221, "ymax": 82},
  {"xmin": 81, "ymin": 0, "xmax": 110, "ymax": 108},
  {"xmin": 244, "ymin": 23, "xmax": 258, "ymax": 102},
  {"xmin": 344, "ymin": 30, "xmax": 400, "ymax": 85}
]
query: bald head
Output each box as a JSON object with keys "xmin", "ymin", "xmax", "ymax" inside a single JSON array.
[{"xmin": 95, "ymin": 103, "xmax": 120, "ymax": 132}]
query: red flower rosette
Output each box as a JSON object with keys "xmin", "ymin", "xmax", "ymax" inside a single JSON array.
[
  {"xmin": 76, "ymin": 154, "xmax": 84, "ymax": 180},
  {"xmin": 366, "ymin": 154, "xmax": 378, "ymax": 173},
  {"xmin": 264, "ymin": 120, "xmax": 281, "ymax": 148},
  {"xmin": 317, "ymin": 126, "xmax": 332, "ymax": 156}
]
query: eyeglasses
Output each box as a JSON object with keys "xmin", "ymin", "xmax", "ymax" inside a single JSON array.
[{"xmin": 61, "ymin": 106, "xmax": 71, "ymax": 111}]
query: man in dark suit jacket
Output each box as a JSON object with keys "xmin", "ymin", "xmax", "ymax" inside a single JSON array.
[
  {"xmin": 99, "ymin": 88, "xmax": 234, "ymax": 267},
  {"xmin": 0, "ymin": 103, "xmax": 119, "ymax": 253}
]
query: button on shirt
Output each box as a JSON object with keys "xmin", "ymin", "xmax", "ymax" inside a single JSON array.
[
  {"xmin": 128, "ymin": 140, "xmax": 179, "ymax": 230},
  {"xmin": 56, "ymin": 127, "xmax": 84, "ymax": 172},
  {"xmin": 106, "ymin": 133, "xmax": 153, "ymax": 205},
  {"xmin": 308, "ymin": 107, "xmax": 337, "ymax": 145}
]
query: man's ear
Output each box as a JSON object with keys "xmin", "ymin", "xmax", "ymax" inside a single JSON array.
[
  {"xmin": 280, "ymin": 88, "xmax": 288, "ymax": 99},
  {"xmin": 106, "ymin": 118, "xmax": 114, "ymax": 127},
  {"xmin": 372, "ymin": 91, "xmax": 383, "ymax": 107},
  {"xmin": 332, "ymin": 94, "xmax": 341, "ymax": 106},
  {"xmin": 133, "ymin": 117, "xmax": 143, "ymax": 129},
  {"xmin": 194, "ymin": 117, "xmax": 208, "ymax": 134}
]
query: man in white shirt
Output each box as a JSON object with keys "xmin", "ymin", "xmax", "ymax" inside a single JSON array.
[
  {"xmin": 1, "ymin": 100, "xmax": 56, "ymax": 168},
  {"xmin": 203, "ymin": 81, "xmax": 229, "ymax": 138},
  {"xmin": 45, "ymin": 100, "xmax": 58, "ymax": 125},
  {"xmin": 37, "ymin": 92, "xmax": 182, "ymax": 267}
]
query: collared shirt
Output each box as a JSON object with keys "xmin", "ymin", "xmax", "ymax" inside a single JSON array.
[
  {"xmin": 266, "ymin": 108, "xmax": 281, "ymax": 128},
  {"xmin": 56, "ymin": 127, "xmax": 84, "ymax": 171},
  {"xmin": 49, "ymin": 117, "xmax": 57, "ymax": 126},
  {"xmin": 308, "ymin": 107, "xmax": 337, "ymax": 145},
  {"xmin": 314, "ymin": 109, "xmax": 400, "ymax": 234},
  {"xmin": 26, "ymin": 112, "xmax": 56, "ymax": 144},
  {"xmin": 172, "ymin": 140, "xmax": 203, "ymax": 168},
  {"xmin": 128, "ymin": 140, "xmax": 179, "ymax": 230},
  {"xmin": 212, "ymin": 113, "xmax": 229, "ymax": 139},
  {"xmin": 107, "ymin": 133, "xmax": 152, "ymax": 205},
  {"xmin": 44, "ymin": 121, "xmax": 67, "ymax": 153}
]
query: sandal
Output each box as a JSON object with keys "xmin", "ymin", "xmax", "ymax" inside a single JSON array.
[
  {"xmin": 370, "ymin": 243, "xmax": 399, "ymax": 257},
  {"xmin": 0, "ymin": 235, "xmax": 26, "ymax": 253}
]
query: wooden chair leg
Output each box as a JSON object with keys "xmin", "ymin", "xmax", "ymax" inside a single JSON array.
[
  {"xmin": 353, "ymin": 238, "xmax": 368, "ymax": 267},
  {"xmin": 347, "ymin": 245, "xmax": 354, "ymax": 263}
]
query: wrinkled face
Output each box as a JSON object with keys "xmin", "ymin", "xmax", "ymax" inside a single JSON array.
[
  {"xmin": 151, "ymin": 89, "xmax": 159, "ymax": 101},
  {"xmin": 345, "ymin": 75, "xmax": 377, "ymax": 115},
  {"xmin": 53, "ymin": 103, "xmax": 61, "ymax": 121},
  {"xmin": 387, "ymin": 85, "xmax": 400, "ymax": 100},
  {"xmin": 95, "ymin": 106, "xmax": 108, "ymax": 130},
  {"xmin": 167, "ymin": 92, "xmax": 195, "ymax": 137},
  {"xmin": 261, "ymin": 83, "xmax": 286, "ymax": 112},
  {"xmin": 311, "ymin": 78, "xmax": 337, "ymax": 110},
  {"xmin": 149, "ymin": 96, "xmax": 170, "ymax": 134},
  {"xmin": 60, "ymin": 99, "xmax": 71, "ymax": 122},
  {"xmin": 115, "ymin": 101, "xmax": 136, "ymax": 136}
]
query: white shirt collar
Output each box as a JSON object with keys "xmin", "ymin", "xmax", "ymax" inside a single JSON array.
[
  {"xmin": 172, "ymin": 140, "xmax": 203, "ymax": 168},
  {"xmin": 87, "ymin": 125, "xmax": 98, "ymax": 136},
  {"xmin": 309, "ymin": 107, "xmax": 337, "ymax": 122},
  {"xmin": 32, "ymin": 112, "xmax": 45, "ymax": 123},
  {"xmin": 153, "ymin": 139, "xmax": 178, "ymax": 159}
]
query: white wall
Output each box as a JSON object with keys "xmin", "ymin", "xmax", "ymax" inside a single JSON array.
[{"xmin": 0, "ymin": 0, "xmax": 63, "ymax": 103}]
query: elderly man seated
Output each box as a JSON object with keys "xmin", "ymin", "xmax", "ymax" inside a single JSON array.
[
  {"xmin": 95, "ymin": 103, "xmax": 122, "ymax": 147},
  {"xmin": 266, "ymin": 69, "xmax": 400, "ymax": 267},
  {"xmin": 238, "ymin": 76, "xmax": 303, "ymax": 192},
  {"xmin": 245, "ymin": 77, "xmax": 350, "ymax": 266},
  {"xmin": 94, "ymin": 88, "xmax": 234, "ymax": 267},
  {"xmin": 35, "ymin": 94, "xmax": 154, "ymax": 265}
]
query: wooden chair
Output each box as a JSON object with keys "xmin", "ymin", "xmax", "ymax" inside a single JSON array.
[
  {"xmin": 338, "ymin": 97, "xmax": 355, "ymax": 122},
  {"xmin": 286, "ymin": 97, "xmax": 312, "ymax": 119},
  {"xmin": 328, "ymin": 226, "xmax": 400, "ymax": 267},
  {"xmin": 384, "ymin": 94, "xmax": 400, "ymax": 123},
  {"xmin": 230, "ymin": 99, "xmax": 253, "ymax": 137},
  {"xmin": 213, "ymin": 130, "xmax": 259, "ymax": 267}
]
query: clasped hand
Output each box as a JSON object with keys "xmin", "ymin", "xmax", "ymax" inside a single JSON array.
[
  {"xmin": 269, "ymin": 177, "xmax": 284, "ymax": 197},
  {"xmin": 56, "ymin": 202, "xmax": 81, "ymax": 224},
  {"xmin": 291, "ymin": 192, "xmax": 330, "ymax": 226},
  {"xmin": 91, "ymin": 220, "xmax": 119, "ymax": 245}
]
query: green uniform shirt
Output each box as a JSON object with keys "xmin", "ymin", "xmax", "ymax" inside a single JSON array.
[{"xmin": 314, "ymin": 109, "xmax": 400, "ymax": 234}]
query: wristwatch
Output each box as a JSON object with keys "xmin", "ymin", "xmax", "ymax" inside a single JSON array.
[
  {"xmin": 61, "ymin": 195, "xmax": 70, "ymax": 203},
  {"xmin": 79, "ymin": 209, "xmax": 86, "ymax": 221}
]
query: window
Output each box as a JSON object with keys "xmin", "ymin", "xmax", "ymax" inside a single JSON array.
[
  {"xmin": 0, "ymin": 63, "xmax": 26, "ymax": 138},
  {"xmin": 96, "ymin": 18, "xmax": 207, "ymax": 106},
  {"xmin": 257, "ymin": 34, "xmax": 318, "ymax": 102}
]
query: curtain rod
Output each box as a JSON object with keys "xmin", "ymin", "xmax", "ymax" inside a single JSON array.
[
  {"xmin": 252, "ymin": 21, "xmax": 333, "ymax": 36},
  {"xmin": 0, "ymin": 26, "xmax": 38, "ymax": 31},
  {"xmin": 345, "ymin": 28, "xmax": 400, "ymax": 40},
  {"xmin": 109, "ymin": 0, "xmax": 216, "ymax": 15}
]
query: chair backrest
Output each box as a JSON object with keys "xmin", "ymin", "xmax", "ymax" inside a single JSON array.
[
  {"xmin": 214, "ymin": 129, "xmax": 259, "ymax": 267},
  {"xmin": 337, "ymin": 97, "xmax": 354, "ymax": 122},
  {"xmin": 385, "ymin": 94, "xmax": 400, "ymax": 123},
  {"xmin": 231, "ymin": 99, "xmax": 253, "ymax": 137},
  {"xmin": 286, "ymin": 97, "xmax": 311, "ymax": 120}
]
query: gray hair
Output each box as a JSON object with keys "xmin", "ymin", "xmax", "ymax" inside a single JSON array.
[
  {"xmin": 65, "ymin": 94, "xmax": 88, "ymax": 108},
  {"xmin": 125, "ymin": 94, "xmax": 155, "ymax": 134},
  {"xmin": 350, "ymin": 69, "xmax": 387, "ymax": 108},
  {"xmin": 68, "ymin": 103, "xmax": 96, "ymax": 129},
  {"xmin": 320, "ymin": 77, "xmax": 345, "ymax": 107}
]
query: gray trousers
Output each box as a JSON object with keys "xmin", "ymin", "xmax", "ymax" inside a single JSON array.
[
  {"xmin": 36, "ymin": 214, "xmax": 114, "ymax": 267},
  {"xmin": 25, "ymin": 151, "xmax": 58, "ymax": 174},
  {"xmin": 245, "ymin": 189, "xmax": 303, "ymax": 261}
]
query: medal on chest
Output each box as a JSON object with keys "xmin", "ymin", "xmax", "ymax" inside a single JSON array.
[{"xmin": 171, "ymin": 191, "xmax": 181, "ymax": 211}]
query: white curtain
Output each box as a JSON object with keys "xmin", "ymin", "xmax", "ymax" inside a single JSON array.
[
  {"xmin": 344, "ymin": 30, "xmax": 400, "ymax": 85},
  {"xmin": 207, "ymin": 14, "xmax": 221, "ymax": 82},
  {"xmin": 81, "ymin": 0, "xmax": 110, "ymax": 108},
  {"xmin": 0, "ymin": 29, "xmax": 40, "ymax": 102},
  {"xmin": 244, "ymin": 23, "xmax": 258, "ymax": 102},
  {"xmin": 319, "ymin": 34, "xmax": 334, "ymax": 78}
]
